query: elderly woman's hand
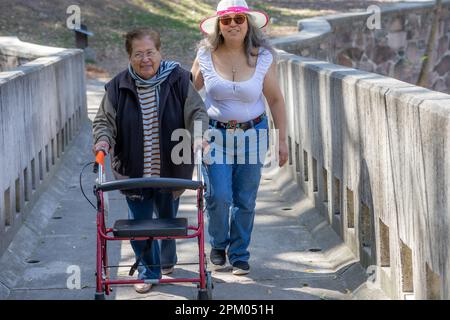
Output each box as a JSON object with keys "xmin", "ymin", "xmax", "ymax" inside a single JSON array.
[
  {"xmin": 93, "ymin": 140, "xmax": 110, "ymax": 156},
  {"xmin": 278, "ymin": 139, "xmax": 289, "ymax": 167}
]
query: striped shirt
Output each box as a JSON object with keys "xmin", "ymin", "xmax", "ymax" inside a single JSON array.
[{"xmin": 136, "ymin": 85, "xmax": 160, "ymax": 177}]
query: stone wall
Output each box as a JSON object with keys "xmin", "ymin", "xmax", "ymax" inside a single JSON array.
[
  {"xmin": 0, "ymin": 37, "xmax": 87, "ymax": 256},
  {"xmin": 271, "ymin": 1, "xmax": 450, "ymax": 93}
]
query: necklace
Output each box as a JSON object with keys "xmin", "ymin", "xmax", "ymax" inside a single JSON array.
[
  {"xmin": 232, "ymin": 66, "xmax": 236, "ymax": 82},
  {"xmin": 231, "ymin": 66, "xmax": 237, "ymax": 92},
  {"xmin": 221, "ymin": 47, "xmax": 243, "ymax": 91}
]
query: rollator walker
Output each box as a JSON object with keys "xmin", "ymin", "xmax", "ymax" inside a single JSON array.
[{"xmin": 92, "ymin": 150, "xmax": 212, "ymax": 300}]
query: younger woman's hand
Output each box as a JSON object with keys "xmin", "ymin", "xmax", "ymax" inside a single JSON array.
[{"xmin": 278, "ymin": 139, "xmax": 288, "ymax": 167}]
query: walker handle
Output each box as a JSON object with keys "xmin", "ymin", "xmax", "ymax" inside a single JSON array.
[
  {"xmin": 96, "ymin": 151, "xmax": 105, "ymax": 167},
  {"xmin": 93, "ymin": 151, "xmax": 106, "ymax": 174}
]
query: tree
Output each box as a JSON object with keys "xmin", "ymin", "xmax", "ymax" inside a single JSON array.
[{"xmin": 416, "ymin": 0, "xmax": 443, "ymax": 87}]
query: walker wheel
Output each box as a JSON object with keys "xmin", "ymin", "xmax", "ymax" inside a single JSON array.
[
  {"xmin": 197, "ymin": 290, "xmax": 209, "ymax": 300},
  {"xmin": 94, "ymin": 292, "xmax": 105, "ymax": 300},
  {"xmin": 197, "ymin": 271, "xmax": 213, "ymax": 300}
]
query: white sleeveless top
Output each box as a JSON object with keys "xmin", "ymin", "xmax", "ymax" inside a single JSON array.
[{"xmin": 197, "ymin": 46, "xmax": 273, "ymax": 122}]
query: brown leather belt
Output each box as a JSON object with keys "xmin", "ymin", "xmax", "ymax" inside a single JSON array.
[{"xmin": 209, "ymin": 112, "xmax": 266, "ymax": 131}]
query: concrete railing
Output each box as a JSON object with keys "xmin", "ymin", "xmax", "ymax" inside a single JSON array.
[
  {"xmin": 271, "ymin": 49, "xmax": 450, "ymax": 299},
  {"xmin": 266, "ymin": 0, "xmax": 450, "ymax": 300},
  {"xmin": 0, "ymin": 37, "xmax": 87, "ymax": 255}
]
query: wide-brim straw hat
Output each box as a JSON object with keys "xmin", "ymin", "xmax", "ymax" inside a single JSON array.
[{"xmin": 200, "ymin": 0, "xmax": 269, "ymax": 35}]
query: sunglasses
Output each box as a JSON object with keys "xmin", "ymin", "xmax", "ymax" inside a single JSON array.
[{"xmin": 219, "ymin": 14, "xmax": 247, "ymax": 26}]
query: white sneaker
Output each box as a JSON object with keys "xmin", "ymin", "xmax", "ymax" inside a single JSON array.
[
  {"xmin": 134, "ymin": 283, "xmax": 152, "ymax": 294},
  {"xmin": 232, "ymin": 261, "xmax": 250, "ymax": 275},
  {"xmin": 162, "ymin": 266, "xmax": 174, "ymax": 275}
]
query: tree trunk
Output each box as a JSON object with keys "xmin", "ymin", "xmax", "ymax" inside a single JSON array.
[{"xmin": 416, "ymin": 0, "xmax": 443, "ymax": 88}]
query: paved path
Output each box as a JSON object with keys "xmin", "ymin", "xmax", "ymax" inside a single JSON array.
[{"xmin": 0, "ymin": 79, "xmax": 387, "ymax": 300}]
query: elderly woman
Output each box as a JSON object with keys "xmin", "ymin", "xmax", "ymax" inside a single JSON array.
[
  {"xmin": 92, "ymin": 28, "xmax": 208, "ymax": 293},
  {"xmin": 191, "ymin": 0, "xmax": 288, "ymax": 275}
]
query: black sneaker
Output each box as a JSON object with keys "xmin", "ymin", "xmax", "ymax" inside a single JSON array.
[
  {"xmin": 210, "ymin": 248, "xmax": 226, "ymax": 266},
  {"xmin": 232, "ymin": 261, "xmax": 250, "ymax": 275}
]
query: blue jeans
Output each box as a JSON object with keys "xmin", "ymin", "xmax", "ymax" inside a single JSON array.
[
  {"xmin": 126, "ymin": 191, "xmax": 179, "ymax": 280},
  {"xmin": 203, "ymin": 117, "xmax": 268, "ymax": 264}
]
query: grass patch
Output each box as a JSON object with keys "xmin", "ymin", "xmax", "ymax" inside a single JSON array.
[{"xmin": 0, "ymin": 0, "xmax": 329, "ymax": 75}]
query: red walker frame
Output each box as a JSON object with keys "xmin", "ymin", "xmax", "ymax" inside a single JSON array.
[{"xmin": 93, "ymin": 151, "xmax": 212, "ymax": 300}]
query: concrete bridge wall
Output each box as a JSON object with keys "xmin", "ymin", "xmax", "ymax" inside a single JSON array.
[
  {"xmin": 272, "ymin": 50, "xmax": 450, "ymax": 299},
  {"xmin": 271, "ymin": 0, "xmax": 450, "ymax": 93},
  {"xmin": 268, "ymin": 0, "xmax": 450, "ymax": 300},
  {"xmin": 0, "ymin": 37, "xmax": 87, "ymax": 256}
]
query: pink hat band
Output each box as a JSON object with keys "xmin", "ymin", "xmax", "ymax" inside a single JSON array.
[{"xmin": 217, "ymin": 6, "xmax": 249, "ymax": 16}]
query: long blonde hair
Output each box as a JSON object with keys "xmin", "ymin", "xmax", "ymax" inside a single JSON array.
[{"xmin": 199, "ymin": 14, "xmax": 275, "ymax": 67}]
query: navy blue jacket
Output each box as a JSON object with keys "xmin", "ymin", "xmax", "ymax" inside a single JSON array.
[{"xmin": 94, "ymin": 66, "xmax": 208, "ymax": 189}]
